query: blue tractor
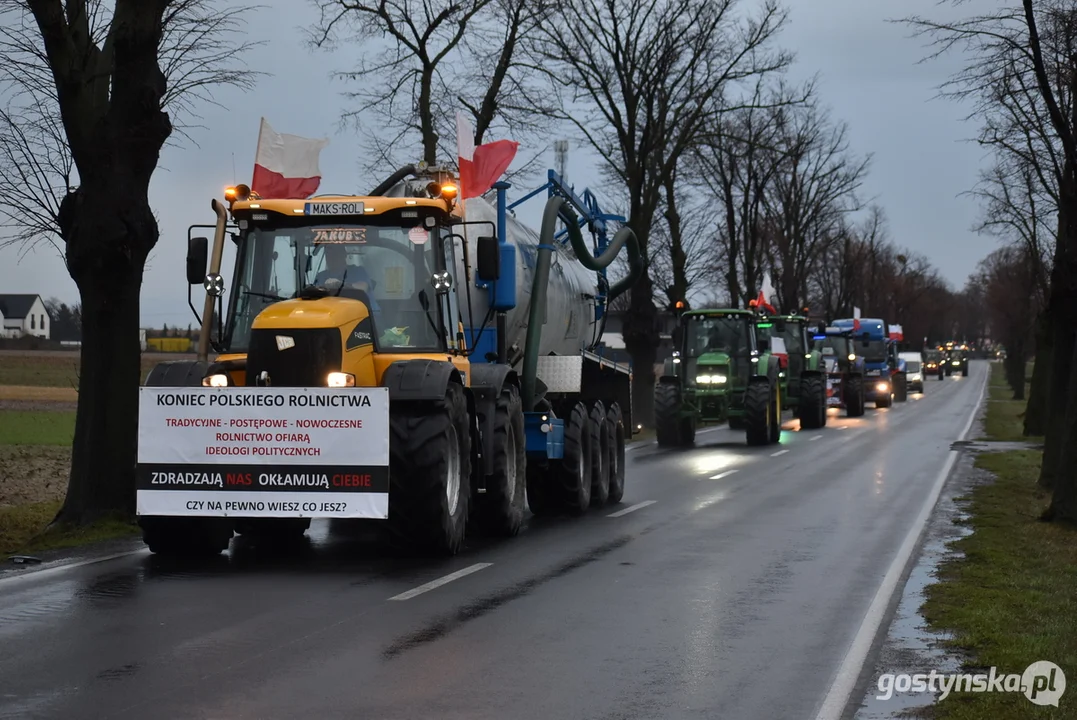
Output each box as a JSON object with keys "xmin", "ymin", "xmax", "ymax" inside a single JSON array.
[
  {"xmin": 811, "ymin": 324, "xmax": 867, "ymax": 417},
  {"xmin": 832, "ymin": 318, "xmax": 908, "ymax": 408}
]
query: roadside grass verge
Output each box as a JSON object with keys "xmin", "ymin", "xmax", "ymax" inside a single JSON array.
[
  {"xmin": 921, "ymin": 450, "xmax": 1076, "ymax": 718},
  {"xmin": 0, "ymin": 352, "xmax": 181, "ymax": 388},
  {"xmin": 980, "ymin": 362, "xmax": 1040, "ymax": 443},
  {"xmin": 0, "ymin": 410, "xmax": 76, "ymax": 445},
  {"xmin": 0, "ymin": 500, "xmax": 139, "ymax": 556},
  {"xmin": 919, "ymin": 362, "xmax": 1073, "ymax": 718}
]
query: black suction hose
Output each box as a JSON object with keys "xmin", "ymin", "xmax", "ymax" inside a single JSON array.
[{"xmin": 368, "ymin": 165, "xmax": 417, "ymax": 196}]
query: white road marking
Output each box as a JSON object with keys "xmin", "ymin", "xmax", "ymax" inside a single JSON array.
[
  {"xmin": 0, "ymin": 549, "xmax": 148, "ymax": 588},
  {"xmin": 810, "ymin": 435, "xmax": 822, "ymax": 442},
  {"xmin": 838, "ymin": 425, "xmax": 849, "ymax": 430},
  {"xmin": 770, "ymin": 449, "xmax": 789, "ymax": 457},
  {"xmin": 709, "ymin": 470, "xmax": 738, "ymax": 480},
  {"xmin": 607, "ymin": 500, "xmax": 656, "ymax": 517},
  {"xmin": 388, "ymin": 563, "xmax": 493, "ymax": 601},
  {"xmin": 813, "ymin": 364, "xmax": 989, "ymax": 720}
]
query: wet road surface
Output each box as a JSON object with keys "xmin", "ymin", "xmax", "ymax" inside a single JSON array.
[{"xmin": 0, "ymin": 363, "xmax": 989, "ymax": 719}]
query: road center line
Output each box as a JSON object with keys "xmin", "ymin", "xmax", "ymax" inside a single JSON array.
[
  {"xmin": 813, "ymin": 364, "xmax": 989, "ymax": 720},
  {"xmin": 388, "ymin": 563, "xmax": 493, "ymax": 601},
  {"xmin": 810, "ymin": 435, "xmax": 822, "ymax": 442},
  {"xmin": 708, "ymin": 470, "xmax": 738, "ymax": 480},
  {"xmin": 838, "ymin": 425, "xmax": 849, "ymax": 430},
  {"xmin": 607, "ymin": 500, "xmax": 656, "ymax": 517},
  {"xmin": 770, "ymin": 449, "xmax": 789, "ymax": 457}
]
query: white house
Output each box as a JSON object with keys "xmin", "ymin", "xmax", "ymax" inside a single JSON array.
[{"xmin": 0, "ymin": 294, "xmax": 50, "ymax": 339}]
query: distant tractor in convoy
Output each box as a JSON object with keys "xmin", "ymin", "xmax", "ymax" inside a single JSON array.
[
  {"xmin": 948, "ymin": 349, "xmax": 970, "ymax": 376},
  {"xmin": 654, "ymin": 308, "xmax": 783, "ymax": 447},
  {"xmin": 832, "ymin": 318, "xmax": 907, "ymax": 408},
  {"xmin": 754, "ymin": 313, "xmax": 827, "ymax": 430},
  {"xmin": 811, "ymin": 326, "xmax": 866, "ymax": 417},
  {"xmin": 923, "ymin": 349, "xmax": 945, "ymax": 380},
  {"xmin": 136, "ymin": 165, "xmax": 644, "ymax": 556}
]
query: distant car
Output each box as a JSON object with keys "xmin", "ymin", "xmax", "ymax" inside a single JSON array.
[{"xmin": 899, "ymin": 352, "xmax": 925, "ymax": 393}]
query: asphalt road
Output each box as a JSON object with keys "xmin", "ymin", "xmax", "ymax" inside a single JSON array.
[{"xmin": 0, "ymin": 363, "xmax": 989, "ymax": 720}]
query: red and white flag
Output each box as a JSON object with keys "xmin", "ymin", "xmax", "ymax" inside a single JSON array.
[
  {"xmin": 853, "ymin": 306, "xmax": 861, "ymax": 331},
  {"xmin": 755, "ymin": 273, "xmax": 777, "ymax": 314},
  {"xmin": 456, "ymin": 112, "xmax": 519, "ymax": 199},
  {"xmin": 251, "ymin": 118, "xmax": 330, "ymax": 199}
]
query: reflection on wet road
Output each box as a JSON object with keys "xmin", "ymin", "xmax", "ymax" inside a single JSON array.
[{"xmin": 0, "ymin": 365, "xmax": 988, "ymax": 720}]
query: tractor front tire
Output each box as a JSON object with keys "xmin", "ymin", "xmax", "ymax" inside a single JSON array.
[
  {"xmin": 557, "ymin": 401, "xmax": 593, "ymax": 515},
  {"xmin": 894, "ymin": 372, "xmax": 908, "ymax": 403},
  {"xmin": 606, "ymin": 403, "xmax": 627, "ymax": 504},
  {"xmin": 799, "ymin": 374, "xmax": 825, "ymax": 430},
  {"xmin": 744, "ymin": 379, "xmax": 773, "ymax": 447},
  {"xmin": 655, "ymin": 382, "xmax": 685, "ymax": 447},
  {"xmin": 846, "ymin": 375, "xmax": 865, "ymax": 417},
  {"xmin": 388, "ymin": 381, "xmax": 472, "ymax": 556},
  {"xmin": 475, "ymin": 383, "xmax": 527, "ymax": 537}
]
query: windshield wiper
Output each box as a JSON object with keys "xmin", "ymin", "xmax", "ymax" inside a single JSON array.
[{"xmin": 243, "ymin": 290, "xmax": 286, "ymax": 301}]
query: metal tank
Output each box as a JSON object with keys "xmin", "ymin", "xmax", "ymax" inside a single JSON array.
[{"xmin": 454, "ymin": 197, "xmax": 604, "ymax": 358}]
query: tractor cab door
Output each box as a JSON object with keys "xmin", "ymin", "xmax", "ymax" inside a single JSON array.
[{"xmin": 780, "ymin": 319, "xmax": 806, "ymax": 388}]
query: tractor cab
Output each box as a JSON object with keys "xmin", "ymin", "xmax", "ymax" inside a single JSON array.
[{"xmin": 671, "ymin": 309, "xmax": 758, "ymax": 390}]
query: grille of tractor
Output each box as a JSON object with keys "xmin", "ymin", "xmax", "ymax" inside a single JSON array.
[{"xmin": 245, "ymin": 328, "xmax": 342, "ymax": 387}]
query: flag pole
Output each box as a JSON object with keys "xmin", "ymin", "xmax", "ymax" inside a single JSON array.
[{"xmin": 252, "ymin": 117, "xmax": 266, "ymax": 185}]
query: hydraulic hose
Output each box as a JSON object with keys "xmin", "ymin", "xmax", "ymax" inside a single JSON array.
[
  {"xmin": 368, "ymin": 165, "xmax": 416, "ymax": 196},
  {"xmin": 519, "ymin": 195, "xmax": 646, "ymax": 411}
]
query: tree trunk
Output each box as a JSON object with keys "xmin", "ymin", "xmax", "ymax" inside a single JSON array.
[
  {"xmin": 1025, "ymin": 312, "xmax": 1050, "ymax": 437},
  {"xmin": 1008, "ymin": 338, "xmax": 1026, "ymax": 401},
  {"xmin": 623, "ymin": 269, "xmax": 659, "ymax": 428},
  {"xmin": 1046, "ymin": 335, "xmax": 1077, "ymax": 524},
  {"xmin": 55, "ymin": 191, "xmax": 154, "ymax": 524}
]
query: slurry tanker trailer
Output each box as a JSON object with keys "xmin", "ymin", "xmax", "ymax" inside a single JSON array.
[{"xmin": 136, "ymin": 165, "xmax": 643, "ymax": 556}]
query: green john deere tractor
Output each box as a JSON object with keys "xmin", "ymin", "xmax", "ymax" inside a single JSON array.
[
  {"xmin": 654, "ymin": 309, "xmax": 783, "ymax": 447},
  {"xmin": 755, "ymin": 313, "xmax": 827, "ymax": 430}
]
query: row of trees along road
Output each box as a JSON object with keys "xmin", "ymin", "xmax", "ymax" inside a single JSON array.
[
  {"xmin": 0, "ymin": 0, "xmax": 1013, "ymax": 526},
  {"xmin": 905, "ymin": 0, "xmax": 1077, "ymax": 524}
]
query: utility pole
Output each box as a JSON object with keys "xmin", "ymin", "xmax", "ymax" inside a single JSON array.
[{"xmin": 554, "ymin": 140, "xmax": 568, "ymax": 184}]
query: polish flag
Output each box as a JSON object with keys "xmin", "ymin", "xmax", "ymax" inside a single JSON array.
[
  {"xmin": 250, "ymin": 118, "xmax": 330, "ymax": 199},
  {"xmin": 755, "ymin": 273, "xmax": 777, "ymax": 314},
  {"xmin": 456, "ymin": 112, "xmax": 519, "ymax": 199},
  {"xmin": 853, "ymin": 306, "xmax": 861, "ymax": 331}
]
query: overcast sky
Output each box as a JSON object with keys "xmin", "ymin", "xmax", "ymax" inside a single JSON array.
[{"xmin": 0, "ymin": 0, "xmax": 994, "ymax": 328}]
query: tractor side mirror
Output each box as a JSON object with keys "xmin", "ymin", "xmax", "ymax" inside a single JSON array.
[
  {"xmin": 776, "ymin": 318, "xmax": 787, "ymax": 333},
  {"xmin": 187, "ymin": 237, "xmax": 208, "ymax": 285},
  {"xmin": 477, "ymin": 236, "xmax": 500, "ymax": 281}
]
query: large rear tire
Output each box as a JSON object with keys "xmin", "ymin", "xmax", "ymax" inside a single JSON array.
[
  {"xmin": 589, "ymin": 402, "xmax": 610, "ymax": 507},
  {"xmin": 606, "ymin": 404, "xmax": 626, "ymax": 504},
  {"xmin": 744, "ymin": 379, "xmax": 772, "ymax": 446},
  {"xmin": 475, "ymin": 384, "xmax": 527, "ymax": 537},
  {"xmin": 141, "ymin": 517, "xmax": 233, "ymax": 556},
  {"xmin": 799, "ymin": 374, "xmax": 825, "ymax": 430},
  {"xmin": 655, "ymin": 382, "xmax": 684, "ymax": 447},
  {"xmin": 846, "ymin": 375, "xmax": 865, "ymax": 417},
  {"xmin": 388, "ymin": 382, "xmax": 471, "ymax": 555},
  {"xmin": 557, "ymin": 401, "xmax": 593, "ymax": 515}
]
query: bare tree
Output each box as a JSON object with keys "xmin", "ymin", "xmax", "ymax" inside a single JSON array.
[
  {"xmin": 905, "ymin": 0, "xmax": 1077, "ymax": 520},
  {"xmin": 533, "ymin": 0, "xmax": 791, "ymax": 424},
  {"xmin": 309, "ymin": 0, "xmax": 550, "ymax": 174},
  {"xmin": 0, "ymin": 0, "xmax": 259, "ymax": 525}
]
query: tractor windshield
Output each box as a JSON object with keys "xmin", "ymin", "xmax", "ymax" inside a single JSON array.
[
  {"xmin": 858, "ymin": 338, "xmax": 887, "ymax": 362},
  {"xmin": 814, "ymin": 335, "xmax": 851, "ymax": 357},
  {"xmin": 223, "ymin": 220, "xmax": 444, "ymax": 352},
  {"xmin": 687, "ymin": 315, "xmax": 752, "ymax": 358}
]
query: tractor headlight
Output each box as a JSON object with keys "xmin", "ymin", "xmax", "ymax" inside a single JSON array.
[
  {"xmin": 847, "ymin": 354, "xmax": 856, "ymax": 361},
  {"xmin": 202, "ymin": 373, "xmax": 229, "ymax": 387},
  {"xmin": 876, "ymin": 382, "xmax": 889, "ymax": 393},
  {"xmin": 696, "ymin": 374, "xmax": 728, "ymax": 384},
  {"xmin": 327, "ymin": 372, "xmax": 356, "ymax": 387},
  {"xmin": 952, "ymin": 360, "xmax": 960, "ymax": 365}
]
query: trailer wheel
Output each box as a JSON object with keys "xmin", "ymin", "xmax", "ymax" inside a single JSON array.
[
  {"xmin": 475, "ymin": 383, "xmax": 527, "ymax": 537},
  {"xmin": 589, "ymin": 401, "xmax": 610, "ymax": 507},
  {"xmin": 654, "ymin": 382, "xmax": 684, "ymax": 447},
  {"xmin": 744, "ymin": 379, "xmax": 772, "ymax": 446},
  {"xmin": 606, "ymin": 403, "xmax": 626, "ymax": 504},
  {"xmin": 894, "ymin": 372, "xmax": 908, "ymax": 402},
  {"xmin": 845, "ymin": 375, "xmax": 865, "ymax": 417},
  {"xmin": 141, "ymin": 517, "xmax": 232, "ymax": 556},
  {"xmin": 799, "ymin": 374, "xmax": 825, "ymax": 430},
  {"xmin": 388, "ymin": 381, "xmax": 471, "ymax": 555},
  {"xmin": 557, "ymin": 401, "xmax": 593, "ymax": 515}
]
